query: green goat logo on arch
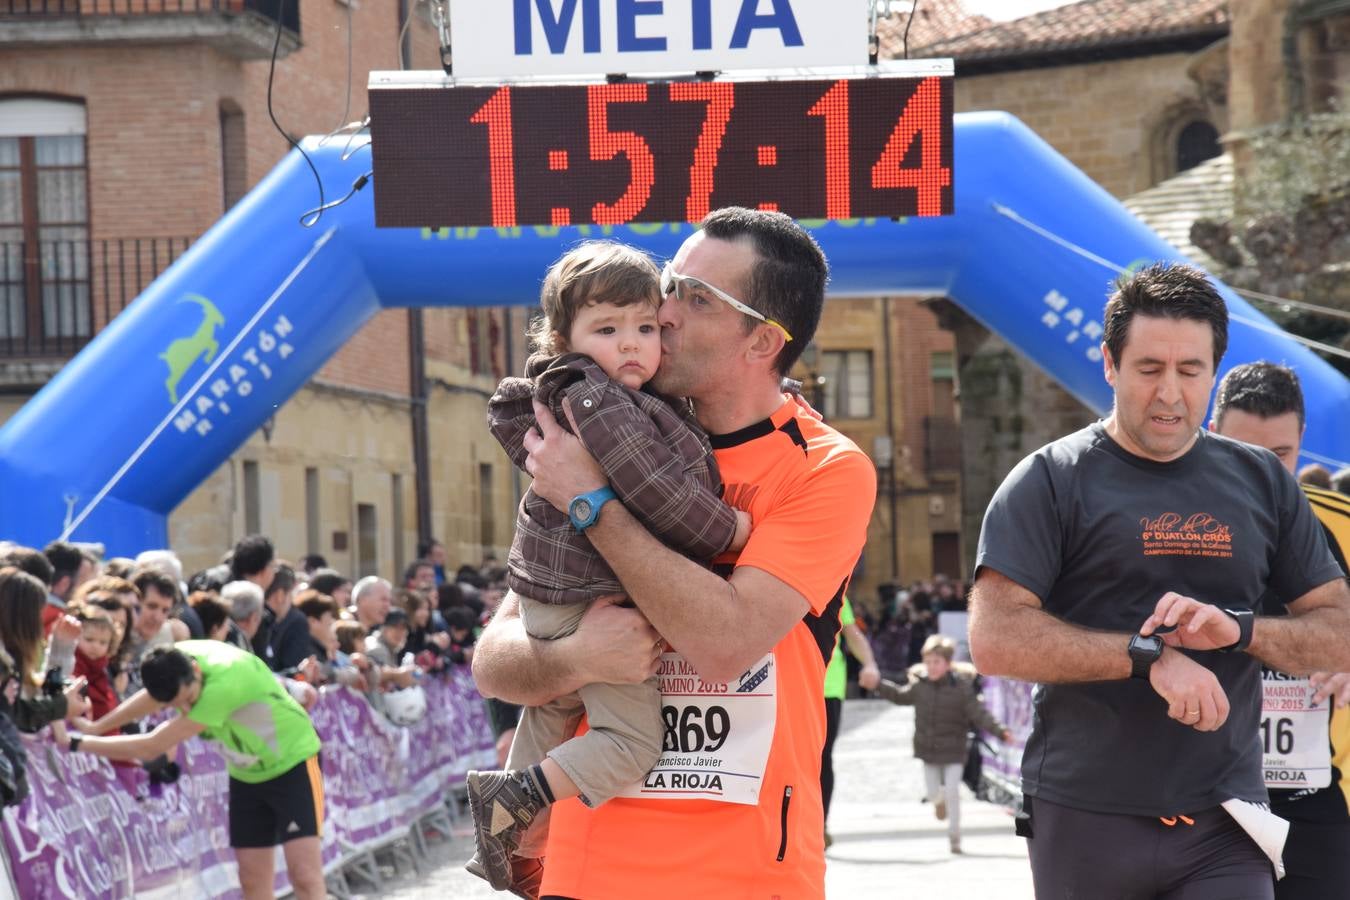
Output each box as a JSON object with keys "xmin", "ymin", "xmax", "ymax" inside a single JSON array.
[{"xmin": 160, "ymin": 294, "xmax": 225, "ymax": 404}]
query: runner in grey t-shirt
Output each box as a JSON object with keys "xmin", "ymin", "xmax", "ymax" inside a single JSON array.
[{"xmin": 969, "ymin": 263, "xmax": 1350, "ymax": 899}]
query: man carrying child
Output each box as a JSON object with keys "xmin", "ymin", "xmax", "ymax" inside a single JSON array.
[{"xmin": 468, "ymin": 241, "xmax": 751, "ymax": 892}]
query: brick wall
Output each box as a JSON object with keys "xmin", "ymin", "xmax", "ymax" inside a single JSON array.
[{"xmin": 0, "ymin": 0, "xmax": 444, "ymax": 399}]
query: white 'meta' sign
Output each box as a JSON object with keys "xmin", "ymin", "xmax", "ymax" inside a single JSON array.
[{"xmin": 450, "ymin": 0, "xmax": 869, "ymax": 79}]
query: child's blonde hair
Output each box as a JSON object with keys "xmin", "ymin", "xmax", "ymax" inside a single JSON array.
[
  {"xmin": 921, "ymin": 634, "xmax": 956, "ymax": 661},
  {"xmin": 527, "ymin": 241, "xmax": 661, "ymax": 356}
]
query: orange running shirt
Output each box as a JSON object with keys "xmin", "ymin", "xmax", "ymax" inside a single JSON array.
[{"xmin": 541, "ymin": 397, "xmax": 876, "ymax": 900}]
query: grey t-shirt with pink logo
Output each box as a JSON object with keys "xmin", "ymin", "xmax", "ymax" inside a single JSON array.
[{"xmin": 976, "ymin": 422, "xmax": 1343, "ymax": 817}]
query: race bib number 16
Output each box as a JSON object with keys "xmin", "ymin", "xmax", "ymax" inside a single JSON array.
[
  {"xmin": 618, "ymin": 651, "xmax": 777, "ymax": 805},
  {"xmin": 1261, "ymin": 673, "xmax": 1331, "ymax": 790}
]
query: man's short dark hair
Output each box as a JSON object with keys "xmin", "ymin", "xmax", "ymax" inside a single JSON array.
[
  {"xmin": 266, "ymin": 562, "xmax": 296, "ymax": 602},
  {"xmin": 43, "ymin": 540, "xmax": 84, "ymax": 587},
  {"xmin": 141, "ymin": 646, "xmax": 196, "ymax": 703},
  {"xmin": 699, "ymin": 206, "xmax": 829, "ymax": 377},
  {"xmin": 188, "ymin": 564, "xmax": 232, "ymax": 595},
  {"xmin": 230, "ymin": 535, "xmax": 274, "ymax": 580},
  {"xmin": 189, "ymin": 591, "xmax": 230, "ymax": 638},
  {"xmin": 1213, "ymin": 361, "xmax": 1305, "ymax": 430},
  {"xmin": 455, "ymin": 564, "xmax": 486, "ymax": 590},
  {"xmin": 308, "ymin": 569, "xmax": 349, "ymax": 598},
  {"xmin": 403, "ymin": 558, "xmax": 434, "ymax": 585},
  {"xmin": 444, "ymin": 606, "xmax": 478, "ymax": 633},
  {"xmin": 1299, "ymin": 463, "xmax": 1333, "ymax": 489},
  {"xmin": 1102, "ymin": 262, "xmax": 1228, "ymax": 369},
  {"xmin": 0, "ymin": 545, "xmax": 54, "ymax": 588},
  {"xmin": 132, "ymin": 568, "xmax": 180, "ymax": 605},
  {"xmin": 299, "ymin": 553, "xmax": 327, "ymax": 573},
  {"xmin": 295, "ymin": 590, "xmax": 338, "ymax": 621},
  {"xmin": 416, "ymin": 538, "xmax": 442, "ymax": 559}
]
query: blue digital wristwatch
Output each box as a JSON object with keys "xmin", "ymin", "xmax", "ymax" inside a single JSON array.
[{"xmin": 568, "ymin": 486, "xmax": 616, "ymax": 532}]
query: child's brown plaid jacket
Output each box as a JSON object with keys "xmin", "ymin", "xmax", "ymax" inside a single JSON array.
[{"xmin": 487, "ymin": 352, "xmax": 739, "ymax": 606}]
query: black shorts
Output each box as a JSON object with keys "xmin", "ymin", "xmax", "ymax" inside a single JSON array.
[
  {"xmin": 1277, "ymin": 818, "xmax": 1350, "ymax": 900},
  {"xmin": 1025, "ymin": 796, "xmax": 1273, "ymax": 900},
  {"xmin": 229, "ymin": 755, "xmax": 325, "ymax": 849}
]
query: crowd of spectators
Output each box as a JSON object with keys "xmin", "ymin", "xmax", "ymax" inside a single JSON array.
[
  {"xmin": 856, "ymin": 576, "xmax": 972, "ymax": 680},
  {"xmin": 0, "ymin": 533, "xmax": 510, "ymax": 807}
]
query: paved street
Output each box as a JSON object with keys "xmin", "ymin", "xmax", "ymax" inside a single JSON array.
[{"xmin": 361, "ymin": 698, "xmax": 1034, "ymax": 899}]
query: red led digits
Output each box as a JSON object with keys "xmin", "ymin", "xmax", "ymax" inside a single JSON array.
[
  {"xmin": 371, "ymin": 72, "xmax": 954, "ymax": 228},
  {"xmin": 871, "ymin": 76, "xmax": 951, "ymax": 217},
  {"xmin": 469, "ymin": 87, "xmax": 517, "ymax": 228},
  {"xmin": 670, "ymin": 81, "xmax": 735, "ymax": 223},
  {"xmin": 588, "ymin": 84, "xmax": 655, "ymax": 225},
  {"xmin": 807, "ymin": 80, "xmax": 851, "ymax": 220}
]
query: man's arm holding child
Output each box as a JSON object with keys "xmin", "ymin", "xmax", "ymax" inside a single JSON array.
[
  {"xmin": 521, "ymin": 399, "xmax": 871, "ymax": 683},
  {"xmin": 473, "ymin": 593, "xmax": 663, "ymax": 705}
]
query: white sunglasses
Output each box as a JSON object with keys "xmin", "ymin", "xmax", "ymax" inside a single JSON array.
[{"xmin": 660, "ymin": 263, "xmax": 793, "ymax": 342}]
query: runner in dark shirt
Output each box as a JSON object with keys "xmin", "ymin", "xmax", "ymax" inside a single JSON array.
[{"xmin": 970, "ymin": 263, "xmax": 1350, "ymax": 898}]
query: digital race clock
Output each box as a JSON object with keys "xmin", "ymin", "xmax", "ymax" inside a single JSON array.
[{"xmin": 368, "ymin": 62, "xmax": 953, "ymax": 230}]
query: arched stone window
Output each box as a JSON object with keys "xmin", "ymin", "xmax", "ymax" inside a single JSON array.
[
  {"xmin": 1148, "ymin": 100, "xmax": 1223, "ymax": 185},
  {"xmin": 1176, "ymin": 120, "xmax": 1221, "ymax": 173}
]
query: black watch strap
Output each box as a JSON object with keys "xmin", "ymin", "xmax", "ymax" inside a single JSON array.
[
  {"xmin": 1128, "ymin": 633, "xmax": 1163, "ymax": 679},
  {"xmin": 1219, "ymin": 608, "xmax": 1254, "ymax": 653},
  {"xmin": 68, "ymin": 735, "xmax": 82, "ymax": 753}
]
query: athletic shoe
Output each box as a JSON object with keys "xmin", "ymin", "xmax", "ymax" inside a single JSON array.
[
  {"xmin": 466, "ymin": 852, "xmax": 544, "ymax": 900},
  {"xmin": 466, "ymin": 770, "xmax": 545, "ymax": 891},
  {"xmin": 934, "ymin": 798, "xmax": 947, "ymax": 821}
]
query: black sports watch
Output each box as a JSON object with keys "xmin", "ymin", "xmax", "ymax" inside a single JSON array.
[
  {"xmin": 68, "ymin": 734, "xmax": 82, "ymax": 754},
  {"xmin": 1128, "ymin": 633, "xmax": 1164, "ymax": 680},
  {"xmin": 1218, "ymin": 608, "xmax": 1254, "ymax": 653}
]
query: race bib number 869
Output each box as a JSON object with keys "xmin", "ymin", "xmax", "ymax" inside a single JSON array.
[{"xmin": 618, "ymin": 651, "xmax": 777, "ymax": 805}]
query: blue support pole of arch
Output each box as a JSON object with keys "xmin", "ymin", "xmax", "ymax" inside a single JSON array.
[{"xmin": 1, "ymin": 111, "xmax": 1346, "ymax": 555}]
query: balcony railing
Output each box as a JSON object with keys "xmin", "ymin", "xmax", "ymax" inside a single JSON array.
[
  {"xmin": 1, "ymin": 236, "xmax": 195, "ymax": 360},
  {"xmin": 924, "ymin": 415, "xmax": 962, "ymax": 477},
  {"xmin": 0, "ymin": 1, "xmax": 300, "ymax": 57},
  {"xmin": 0, "ymin": 0, "xmax": 296, "ymax": 27}
]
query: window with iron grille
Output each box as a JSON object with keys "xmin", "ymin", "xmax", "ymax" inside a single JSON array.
[{"xmin": 0, "ymin": 97, "xmax": 90, "ymax": 349}]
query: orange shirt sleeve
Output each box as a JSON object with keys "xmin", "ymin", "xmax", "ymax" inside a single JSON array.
[{"xmin": 734, "ymin": 444, "xmax": 875, "ymax": 615}]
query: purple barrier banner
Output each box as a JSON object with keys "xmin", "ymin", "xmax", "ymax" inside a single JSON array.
[
  {"xmin": 979, "ymin": 675, "xmax": 1035, "ymax": 795},
  {"xmin": 2, "ymin": 666, "xmax": 494, "ymax": 898}
]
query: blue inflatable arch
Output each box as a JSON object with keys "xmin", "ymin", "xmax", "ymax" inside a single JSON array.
[{"xmin": 2, "ymin": 111, "xmax": 1347, "ymax": 555}]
